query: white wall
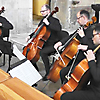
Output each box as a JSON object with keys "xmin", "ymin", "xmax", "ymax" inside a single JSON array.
[
  {"xmin": 0, "ymin": 0, "xmax": 100, "ymax": 34},
  {"xmin": 0, "ymin": 0, "xmax": 33, "ymax": 35}
]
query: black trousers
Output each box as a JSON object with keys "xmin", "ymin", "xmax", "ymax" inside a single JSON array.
[
  {"xmin": 40, "ymin": 45, "xmax": 55, "ymax": 76},
  {"xmin": 60, "ymin": 65, "xmax": 70, "ymax": 84}
]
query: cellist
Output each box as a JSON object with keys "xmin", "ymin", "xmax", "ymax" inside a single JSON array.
[
  {"xmin": 60, "ymin": 23, "xmax": 100, "ymax": 100},
  {"xmin": 0, "ymin": 7, "xmax": 13, "ymax": 38},
  {"xmin": 0, "ymin": 7, "xmax": 13, "ymax": 58},
  {"xmin": 26, "ymin": 4, "xmax": 67, "ymax": 81},
  {"xmin": 54, "ymin": 10, "xmax": 96, "ymax": 84}
]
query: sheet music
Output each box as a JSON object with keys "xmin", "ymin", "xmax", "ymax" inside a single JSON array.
[
  {"xmin": 10, "ymin": 44, "xmax": 42, "ymax": 86},
  {"xmin": 9, "ymin": 60, "xmax": 42, "ymax": 86},
  {"xmin": 13, "ymin": 45, "xmax": 26, "ymax": 60}
]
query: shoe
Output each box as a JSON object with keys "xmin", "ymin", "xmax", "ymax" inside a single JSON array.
[
  {"xmin": 42, "ymin": 75, "xmax": 48, "ymax": 81},
  {"xmin": 32, "ymin": 83, "xmax": 38, "ymax": 87}
]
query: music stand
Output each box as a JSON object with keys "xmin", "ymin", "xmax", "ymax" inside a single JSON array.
[{"xmin": 91, "ymin": 4, "xmax": 100, "ymax": 23}]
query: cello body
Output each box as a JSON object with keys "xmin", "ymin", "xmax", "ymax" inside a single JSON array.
[
  {"xmin": 47, "ymin": 38, "xmax": 80, "ymax": 82},
  {"xmin": 22, "ymin": 26, "xmax": 50, "ymax": 63},
  {"xmin": 53, "ymin": 59, "xmax": 90, "ymax": 100}
]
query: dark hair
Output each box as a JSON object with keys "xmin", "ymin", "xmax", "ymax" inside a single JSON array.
[
  {"xmin": 94, "ymin": 23, "xmax": 100, "ymax": 33},
  {"xmin": 80, "ymin": 10, "xmax": 90, "ymax": 19},
  {"xmin": 45, "ymin": 4, "xmax": 51, "ymax": 10}
]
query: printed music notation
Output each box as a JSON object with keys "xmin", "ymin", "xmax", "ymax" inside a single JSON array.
[{"xmin": 9, "ymin": 45, "xmax": 42, "ymax": 86}]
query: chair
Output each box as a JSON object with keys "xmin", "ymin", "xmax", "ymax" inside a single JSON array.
[
  {"xmin": 0, "ymin": 29, "xmax": 12, "ymax": 72},
  {"xmin": 2, "ymin": 36, "xmax": 10, "ymax": 66}
]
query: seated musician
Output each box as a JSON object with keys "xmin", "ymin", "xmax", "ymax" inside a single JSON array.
[
  {"xmin": 26, "ymin": 4, "xmax": 69, "ymax": 81},
  {"xmin": 54, "ymin": 10, "xmax": 96, "ymax": 84},
  {"xmin": 0, "ymin": 7, "xmax": 13, "ymax": 57},
  {"xmin": 60, "ymin": 23, "xmax": 100, "ymax": 100}
]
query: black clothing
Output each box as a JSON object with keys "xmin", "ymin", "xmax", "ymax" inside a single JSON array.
[
  {"xmin": 0, "ymin": 16, "xmax": 13, "ymax": 38},
  {"xmin": 30, "ymin": 16, "xmax": 62, "ymax": 45},
  {"xmin": 61, "ymin": 47, "xmax": 100, "ymax": 100},
  {"xmin": 60, "ymin": 25, "xmax": 96, "ymax": 84},
  {"xmin": 0, "ymin": 52, "xmax": 2, "ymax": 57},
  {"xmin": 0, "ymin": 39, "xmax": 13, "ymax": 56},
  {"xmin": 0, "ymin": 15, "xmax": 13, "ymax": 56},
  {"xmin": 30, "ymin": 15, "xmax": 69, "ymax": 77}
]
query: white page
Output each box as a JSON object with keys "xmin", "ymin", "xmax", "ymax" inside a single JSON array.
[
  {"xmin": 10, "ymin": 44, "xmax": 42, "ymax": 86},
  {"xmin": 9, "ymin": 60, "xmax": 42, "ymax": 86},
  {"xmin": 13, "ymin": 45, "xmax": 26, "ymax": 60}
]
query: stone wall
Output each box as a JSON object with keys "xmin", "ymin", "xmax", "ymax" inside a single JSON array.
[
  {"xmin": 0, "ymin": 0, "xmax": 33, "ymax": 35},
  {"xmin": 0, "ymin": 0, "xmax": 100, "ymax": 35},
  {"xmin": 51, "ymin": 0, "xmax": 100, "ymax": 31}
]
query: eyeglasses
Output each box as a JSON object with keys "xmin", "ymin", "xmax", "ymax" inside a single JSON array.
[
  {"xmin": 77, "ymin": 15, "xmax": 83, "ymax": 20},
  {"xmin": 40, "ymin": 10, "xmax": 47, "ymax": 13}
]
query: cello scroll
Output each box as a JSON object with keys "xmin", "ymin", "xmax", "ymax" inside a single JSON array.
[
  {"xmin": 0, "ymin": 6, "xmax": 5, "ymax": 15},
  {"xmin": 85, "ymin": 16, "xmax": 97, "ymax": 27}
]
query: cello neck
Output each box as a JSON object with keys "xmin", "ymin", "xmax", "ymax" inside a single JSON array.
[
  {"xmin": 43, "ymin": 6, "xmax": 59, "ymax": 24},
  {"xmin": 33, "ymin": 7, "xmax": 59, "ymax": 38}
]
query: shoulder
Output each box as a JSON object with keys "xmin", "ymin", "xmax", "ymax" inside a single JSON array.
[
  {"xmin": 0, "ymin": 16, "xmax": 7, "ymax": 21},
  {"xmin": 49, "ymin": 16, "xmax": 59, "ymax": 21},
  {"xmin": 0, "ymin": 16, "xmax": 6, "ymax": 19}
]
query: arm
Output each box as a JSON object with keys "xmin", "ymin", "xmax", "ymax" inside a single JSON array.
[
  {"xmin": 86, "ymin": 50, "xmax": 100, "ymax": 81},
  {"xmin": 77, "ymin": 27, "xmax": 95, "ymax": 49},
  {"xmin": 54, "ymin": 33, "xmax": 72, "ymax": 50},
  {"xmin": 88, "ymin": 60, "xmax": 100, "ymax": 81},
  {"xmin": 48, "ymin": 17, "xmax": 61, "ymax": 31}
]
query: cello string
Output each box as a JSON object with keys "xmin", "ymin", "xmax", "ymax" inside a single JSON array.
[{"xmin": 56, "ymin": 49, "xmax": 65, "ymax": 65}]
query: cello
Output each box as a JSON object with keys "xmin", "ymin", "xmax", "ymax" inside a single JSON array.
[
  {"xmin": 22, "ymin": 7, "xmax": 59, "ymax": 63},
  {"xmin": 53, "ymin": 45, "xmax": 100, "ymax": 100},
  {"xmin": 47, "ymin": 16, "xmax": 97, "ymax": 83},
  {"xmin": 47, "ymin": 38, "xmax": 80, "ymax": 82},
  {"xmin": 0, "ymin": 6, "xmax": 5, "ymax": 36}
]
